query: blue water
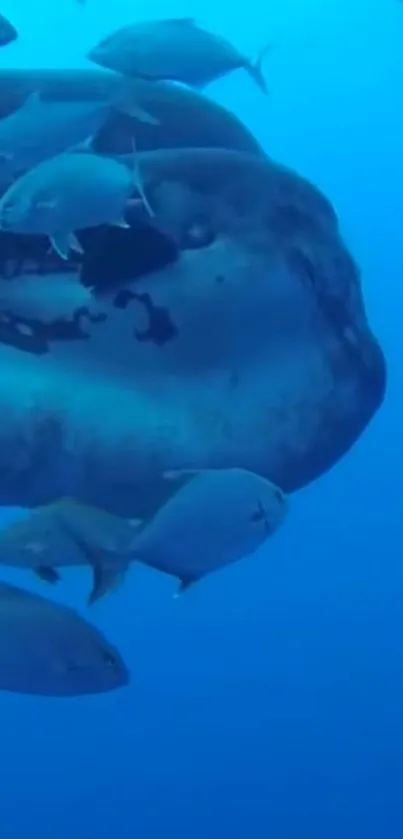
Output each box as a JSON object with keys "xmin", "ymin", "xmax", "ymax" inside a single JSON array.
[{"xmin": 0, "ymin": 1, "xmax": 401, "ymax": 837}]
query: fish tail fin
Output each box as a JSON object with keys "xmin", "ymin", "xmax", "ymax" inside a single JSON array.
[
  {"xmin": 248, "ymin": 42, "xmax": 272, "ymax": 94},
  {"xmin": 55, "ymin": 514, "xmax": 128, "ymax": 605},
  {"xmin": 130, "ymin": 135, "xmax": 155, "ymax": 219}
]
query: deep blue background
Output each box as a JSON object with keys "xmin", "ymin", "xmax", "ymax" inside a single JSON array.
[{"xmin": 0, "ymin": 1, "xmax": 401, "ymax": 837}]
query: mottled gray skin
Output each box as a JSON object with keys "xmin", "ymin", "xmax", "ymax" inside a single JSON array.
[{"xmin": 0, "ymin": 148, "xmax": 385, "ymax": 517}]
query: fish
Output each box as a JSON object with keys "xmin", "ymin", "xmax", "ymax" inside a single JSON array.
[
  {"xmin": 0, "ymin": 13, "xmax": 17, "ymax": 48},
  {"xmin": 0, "ymin": 69, "xmax": 264, "ymax": 158},
  {"xmin": 129, "ymin": 467, "xmax": 289, "ymax": 592},
  {"xmin": 0, "ymin": 150, "xmax": 149, "ymax": 260},
  {"xmin": 0, "ymin": 498, "xmax": 139, "ymax": 604},
  {"xmin": 88, "ymin": 18, "xmax": 269, "ymax": 93},
  {"xmin": 0, "ymin": 581, "xmax": 129, "ymax": 696},
  {"xmin": 0, "ymin": 89, "xmax": 158, "ymax": 185}
]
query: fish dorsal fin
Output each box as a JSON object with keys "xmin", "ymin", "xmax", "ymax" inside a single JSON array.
[{"xmin": 166, "ymin": 17, "xmax": 197, "ymax": 26}]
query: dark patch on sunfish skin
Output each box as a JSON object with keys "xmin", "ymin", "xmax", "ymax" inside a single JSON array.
[
  {"xmin": 0, "ymin": 231, "xmax": 81, "ymax": 279},
  {"xmin": 0, "ymin": 305, "xmax": 107, "ymax": 354},
  {"xmin": 79, "ymin": 222, "xmax": 178, "ymax": 292},
  {"xmin": 113, "ymin": 288, "xmax": 178, "ymax": 346}
]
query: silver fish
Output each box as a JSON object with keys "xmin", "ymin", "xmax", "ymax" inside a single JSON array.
[
  {"xmin": 0, "ymin": 94, "xmax": 113, "ymax": 182},
  {"xmin": 0, "ymin": 498, "xmax": 138, "ymax": 604},
  {"xmin": 0, "ymin": 581, "xmax": 129, "ymax": 696},
  {"xmin": 0, "ymin": 150, "xmax": 148, "ymax": 260},
  {"xmin": 88, "ymin": 18, "xmax": 269, "ymax": 93},
  {"xmin": 130, "ymin": 467, "xmax": 288, "ymax": 592},
  {"xmin": 0, "ymin": 89, "xmax": 158, "ymax": 185}
]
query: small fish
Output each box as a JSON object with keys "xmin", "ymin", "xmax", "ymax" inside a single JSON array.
[
  {"xmin": 88, "ymin": 18, "xmax": 269, "ymax": 93},
  {"xmin": 0, "ymin": 149, "xmax": 149, "ymax": 260},
  {"xmin": 0, "ymin": 13, "xmax": 17, "ymax": 48},
  {"xmin": 0, "ymin": 581, "xmax": 129, "ymax": 696},
  {"xmin": 0, "ymin": 498, "xmax": 138, "ymax": 604},
  {"xmin": 129, "ymin": 467, "xmax": 288, "ymax": 591},
  {"xmin": 0, "ymin": 89, "xmax": 158, "ymax": 184}
]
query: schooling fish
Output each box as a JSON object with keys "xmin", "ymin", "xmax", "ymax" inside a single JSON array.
[
  {"xmin": 88, "ymin": 18, "xmax": 269, "ymax": 93},
  {"xmin": 0, "ymin": 13, "xmax": 17, "ymax": 47},
  {"xmin": 0, "ymin": 498, "xmax": 138, "ymax": 604},
  {"xmin": 129, "ymin": 467, "xmax": 288, "ymax": 593},
  {"xmin": 0, "ymin": 581, "xmax": 129, "ymax": 696},
  {"xmin": 0, "ymin": 149, "xmax": 151, "ymax": 260}
]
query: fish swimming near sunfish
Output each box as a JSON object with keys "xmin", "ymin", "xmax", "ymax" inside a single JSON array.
[
  {"xmin": 88, "ymin": 18, "xmax": 269, "ymax": 93},
  {"xmin": 0, "ymin": 498, "xmax": 138, "ymax": 604},
  {"xmin": 0, "ymin": 91, "xmax": 156, "ymax": 184},
  {"xmin": 129, "ymin": 467, "xmax": 288, "ymax": 592},
  {"xmin": 0, "ymin": 13, "xmax": 17, "ymax": 47},
  {"xmin": 0, "ymin": 582, "xmax": 129, "ymax": 696},
  {"xmin": 0, "ymin": 469, "xmax": 288, "ymax": 600},
  {"xmin": 0, "ymin": 150, "xmax": 151, "ymax": 260}
]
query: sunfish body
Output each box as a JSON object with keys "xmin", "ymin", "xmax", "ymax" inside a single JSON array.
[
  {"xmin": 0, "ymin": 14, "xmax": 17, "ymax": 48},
  {"xmin": 130, "ymin": 468, "xmax": 288, "ymax": 587},
  {"xmin": 88, "ymin": 18, "xmax": 268, "ymax": 93},
  {"xmin": 0, "ymin": 582, "xmax": 129, "ymax": 696},
  {"xmin": 0, "ymin": 498, "xmax": 137, "ymax": 603},
  {"xmin": 0, "ymin": 152, "xmax": 140, "ymax": 259}
]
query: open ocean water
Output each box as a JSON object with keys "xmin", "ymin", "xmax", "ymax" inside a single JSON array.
[{"xmin": 0, "ymin": 1, "xmax": 400, "ymax": 837}]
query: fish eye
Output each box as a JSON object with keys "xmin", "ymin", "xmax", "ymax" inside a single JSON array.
[{"xmin": 249, "ymin": 501, "xmax": 266, "ymax": 523}]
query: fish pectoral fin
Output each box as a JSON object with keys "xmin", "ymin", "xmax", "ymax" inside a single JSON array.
[
  {"xmin": 173, "ymin": 578, "xmax": 194, "ymax": 599},
  {"xmin": 50, "ymin": 233, "xmax": 72, "ymax": 260},
  {"xmin": 69, "ymin": 232, "xmax": 84, "ymax": 254},
  {"xmin": 89, "ymin": 556, "xmax": 128, "ymax": 605},
  {"xmin": 68, "ymin": 135, "xmax": 94, "ymax": 154},
  {"xmin": 51, "ymin": 232, "xmax": 83, "ymax": 260},
  {"xmin": 123, "ymin": 101, "xmax": 160, "ymax": 126},
  {"xmin": 34, "ymin": 566, "xmax": 61, "ymax": 584},
  {"xmin": 114, "ymin": 218, "xmax": 130, "ymax": 229}
]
